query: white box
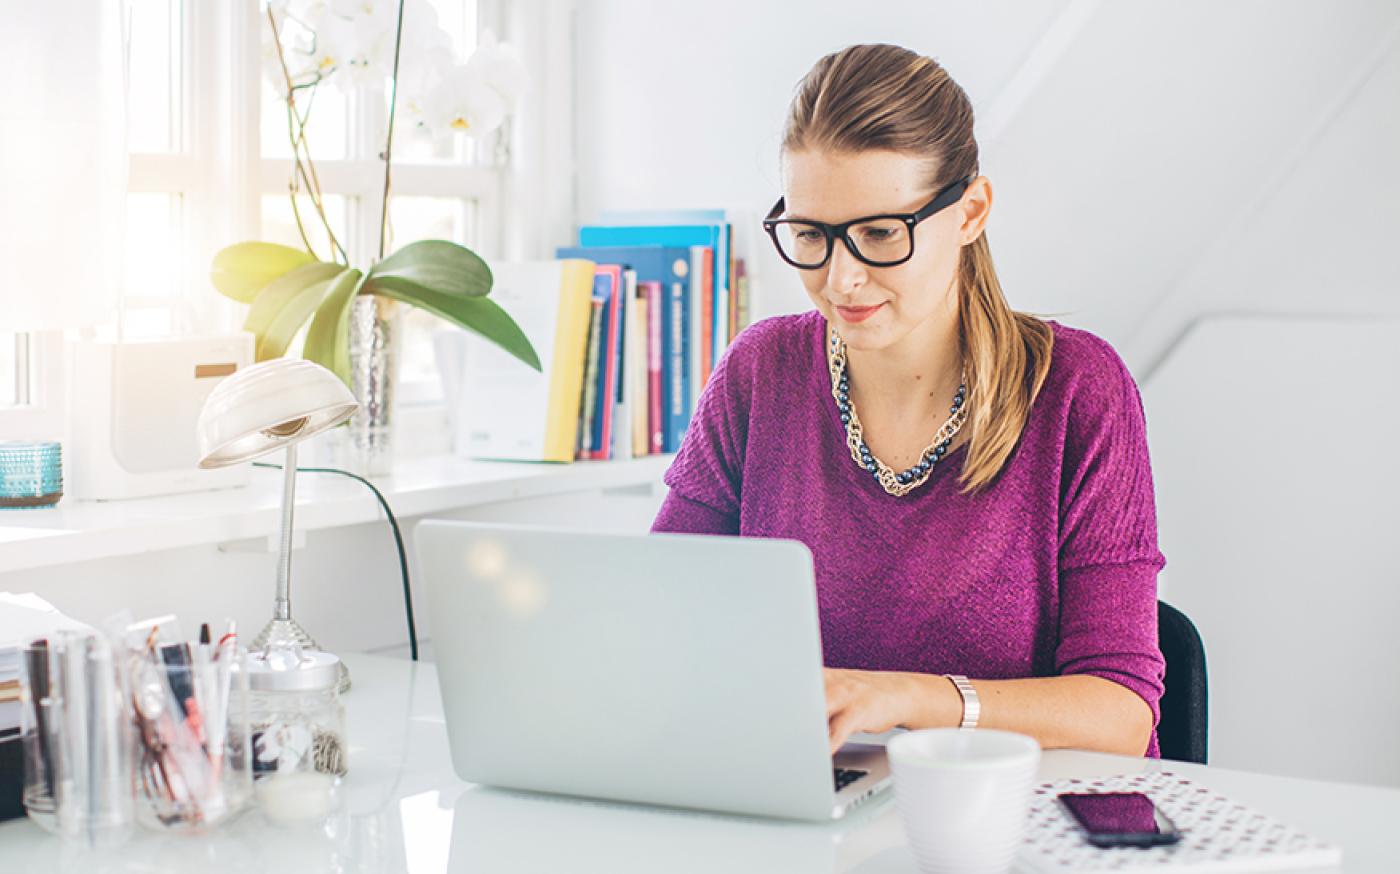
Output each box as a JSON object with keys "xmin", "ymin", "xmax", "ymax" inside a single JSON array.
[{"xmin": 66, "ymin": 335, "xmax": 256, "ymax": 500}]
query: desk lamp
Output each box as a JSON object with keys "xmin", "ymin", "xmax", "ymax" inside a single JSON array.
[{"xmin": 196, "ymin": 358, "xmax": 359, "ymax": 690}]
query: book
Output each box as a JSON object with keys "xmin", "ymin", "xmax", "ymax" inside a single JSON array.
[
  {"xmin": 734, "ymin": 258, "xmax": 749, "ymax": 344},
  {"xmin": 578, "ymin": 297, "xmax": 605, "ymax": 458},
  {"xmin": 585, "ymin": 266, "xmax": 622, "ymax": 460},
  {"xmin": 448, "ymin": 260, "xmax": 598, "ymax": 463},
  {"xmin": 631, "ymin": 289, "xmax": 650, "ymax": 457},
  {"xmin": 556, "ymin": 245, "xmax": 692, "ymax": 452},
  {"xmin": 616, "ymin": 269, "xmax": 640, "ymax": 461},
  {"xmin": 691, "ymin": 246, "xmax": 712, "ymax": 395},
  {"xmin": 643, "ymin": 280, "xmax": 664, "ymax": 455},
  {"xmin": 579, "ymin": 221, "xmax": 732, "ymax": 383}
]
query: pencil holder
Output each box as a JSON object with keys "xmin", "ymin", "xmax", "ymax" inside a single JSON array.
[
  {"xmin": 126, "ymin": 632, "xmax": 253, "ymax": 830},
  {"xmin": 20, "ymin": 631, "xmax": 134, "ymax": 848}
]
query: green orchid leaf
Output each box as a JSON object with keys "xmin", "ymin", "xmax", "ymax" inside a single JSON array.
[
  {"xmin": 211, "ymin": 242, "xmax": 319, "ymax": 303},
  {"xmin": 243, "ymin": 262, "xmax": 348, "ymax": 361},
  {"xmin": 303, "ymin": 269, "xmax": 366, "ymax": 385},
  {"xmin": 366, "ymin": 276, "xmax": 541, "ymax": 372},
  {"xmin": 366, "ymin": 240, "xmax": 493, "ymax": 299}
]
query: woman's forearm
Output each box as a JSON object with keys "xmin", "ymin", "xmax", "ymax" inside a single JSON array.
[{"xmin": 897, "ymin": 672, "xmax": 1154, "ymax": 756}]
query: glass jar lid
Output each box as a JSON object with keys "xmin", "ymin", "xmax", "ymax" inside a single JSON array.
[{"xmin": 245, "ymin": 647, "xmax": 341, "ymax": 693}]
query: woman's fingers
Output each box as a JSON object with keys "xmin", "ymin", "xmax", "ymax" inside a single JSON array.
[
  {"xmin": 824, "ymin": 669, "xmax": 846, "ymax": 716},
  {"xmin": 828, "ymin": 707, "xmax": 857, "ymax": 755}
]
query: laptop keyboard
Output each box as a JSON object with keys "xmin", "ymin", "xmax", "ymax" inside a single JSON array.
[{"xmin": 834, "ymin": 767, "xmax": 869, "ymax": 792}]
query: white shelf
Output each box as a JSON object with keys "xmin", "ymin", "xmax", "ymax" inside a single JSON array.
[{"xmin": 0, "ymin": 453, "xmax": 673, "ymax": 574}]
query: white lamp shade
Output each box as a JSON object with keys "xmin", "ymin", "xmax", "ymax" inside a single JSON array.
[{"xmin": 197, "ymin": 359, "xmax": 359, "ymax": 468}]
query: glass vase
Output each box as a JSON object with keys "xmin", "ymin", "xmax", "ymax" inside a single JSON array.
[{"xmin": 343, "ymin": 295, "xmax": 400, "ymax": 477}]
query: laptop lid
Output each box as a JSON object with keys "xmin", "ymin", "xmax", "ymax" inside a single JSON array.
[{"xmin": 416, "ymin": 520, "xmax": 838, "ymax": 821}]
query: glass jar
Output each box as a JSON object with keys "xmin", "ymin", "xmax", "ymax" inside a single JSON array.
[{"xmin": 245, "ymin": 648, "xmax": 347, "ymax": 826}]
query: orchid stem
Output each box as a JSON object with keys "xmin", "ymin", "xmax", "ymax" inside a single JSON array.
[
  {"xmin": 378, "ymin": 0, "xmax": 407, "ymax": 262},
  {"xmin": 267, "ymin": 6, "xmax": 347, "ymax": 265}
]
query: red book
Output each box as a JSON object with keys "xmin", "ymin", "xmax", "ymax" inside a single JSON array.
[{"xmin": 643, "ymin": 280, "xmax": 664, "ymax": 454}]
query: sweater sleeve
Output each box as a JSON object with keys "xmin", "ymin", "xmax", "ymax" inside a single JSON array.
[
  {"xmin": 1053, "ymin": 335, "xmax": 1167, "ymax": 751},
  {"xmin": 649, "ymin": 325, "xmax": 754, "ymax": 537}
]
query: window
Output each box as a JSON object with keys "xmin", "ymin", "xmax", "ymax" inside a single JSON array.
[
  {"xmin": 2, "ymin": 0, "xmax": 575, "ymax": 442},
  {"xmin": 4, "ymin": 0, "xmax": 504, "ymax": 418},
  {"xmin": 255, "ymin": 0, "xmax": 495, "ymax": 408}
]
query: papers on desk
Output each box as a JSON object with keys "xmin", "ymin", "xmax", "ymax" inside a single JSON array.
[
  {"xmin": 1019, "ymin": 771, "xmax": 1342, "ymax": 872},
  {"xmin": 0, "ymin": 592, "xmax": 91, "ymax": 731}
]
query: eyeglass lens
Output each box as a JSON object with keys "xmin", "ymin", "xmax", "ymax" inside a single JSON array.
[{"xmin": 773, "ymin": 217, "xmax": 911, "ymax": 267}]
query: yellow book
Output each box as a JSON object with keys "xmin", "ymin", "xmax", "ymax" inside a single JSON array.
[{"xmin": 451, "ymin": 260, "xmax": 597, "ymax": 463}]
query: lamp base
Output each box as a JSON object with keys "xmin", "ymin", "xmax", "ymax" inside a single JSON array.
[{"xmin": 252, "ymin": 616, "xmax": 351, "ymax": 694}]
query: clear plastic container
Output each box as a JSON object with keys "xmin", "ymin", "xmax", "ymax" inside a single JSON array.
[
  {"xmin": 129, "ymin": 640, "xmax": 253, "ymax": 830},
  {"xmin": 20, "ymin": 632, "xmax": 133, "ymax": 847},
  {"xmin": 245, "ymin": 648, "xmax": 347, "ymax": 826}
]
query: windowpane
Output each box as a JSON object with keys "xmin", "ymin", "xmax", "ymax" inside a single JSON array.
[
  {"xmin": 388, "ymin": 196, "xmax": 474, "ymax": 403},
  {"xmin": 127, "ymin": 0, "xmax": 182, "ymax": 153},
  {"xmin": 260, "ymin": 193, "xmax": 352, "ymax": 265},
  {"xmin": 261, "ymin": 80, "xmax": 352, "ymax": 161},
  {"xmin": 122, "ymin": 193, "xmax": 184, "ymax": 336}
]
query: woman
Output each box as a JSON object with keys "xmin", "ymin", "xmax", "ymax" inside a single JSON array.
[{"xmin": 651, "ymin": 43, "xmax": 1166, "ymax": 758}]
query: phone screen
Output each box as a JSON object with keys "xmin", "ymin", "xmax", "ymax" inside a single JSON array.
[{"xmin": 1056, "ymin": 792, "xmax": 1181, "ymax": 847}]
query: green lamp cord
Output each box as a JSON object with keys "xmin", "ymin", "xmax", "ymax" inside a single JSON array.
[{"xmin": 252, "ymin": 462, "xmax": 419, "ymax": 662}]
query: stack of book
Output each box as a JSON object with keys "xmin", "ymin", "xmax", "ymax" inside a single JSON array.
[
  {"xmin": 441, "ymin": 212, "xmax": 750, "ymax": 464},
  {"xmin": 0, "ymin": 593, "xmax": 91, "ymax": 733}
]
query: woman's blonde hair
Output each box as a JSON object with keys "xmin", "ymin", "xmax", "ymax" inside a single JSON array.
[{"xmin": 783, "ymin": 43, "xmax": 1053, "ymax": 493}]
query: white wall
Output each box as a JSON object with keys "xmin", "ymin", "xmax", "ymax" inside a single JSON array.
[{"xmin": 573, "ymin": 0, "xmax": 1400, "ymax": 784}]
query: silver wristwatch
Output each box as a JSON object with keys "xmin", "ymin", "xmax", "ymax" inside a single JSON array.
[{"xmin": 945, "ymin": 674, "xmax": 981, "ymax": 730}]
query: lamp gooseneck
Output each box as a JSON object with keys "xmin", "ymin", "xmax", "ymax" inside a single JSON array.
[{"xmin": 250, "ymin": 440, "xmax": 351, "ymax": 693}]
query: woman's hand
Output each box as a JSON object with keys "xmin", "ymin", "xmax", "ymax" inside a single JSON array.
[{"xmin": 824, "ymin": 668, "xmax": 929, "ymax": 754}]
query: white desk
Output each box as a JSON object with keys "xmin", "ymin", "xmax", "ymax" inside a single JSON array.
[{"xmin": 3, "ymin": 654, "xmax": 1396, "ymax": 872}]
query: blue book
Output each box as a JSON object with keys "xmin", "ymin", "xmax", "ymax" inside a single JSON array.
[
  {"xmin": 588, "ymin": 272, "xmax": 613, "ymax": 457},
  {"xmin": 556, "ymin": 245, "xmax": 692, "ymax": 452},
  {"xmin": 579, "ymin": 224, "xmax": 733, "ymax": 386}
]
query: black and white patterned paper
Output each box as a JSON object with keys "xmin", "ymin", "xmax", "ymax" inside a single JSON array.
[{"xmin": 1017, "ymin": 771, "xmax": 1342, "ymax": 873}]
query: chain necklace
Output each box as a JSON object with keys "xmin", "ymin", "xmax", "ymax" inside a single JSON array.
[{"xmin": 827, "ymin": 328, "xmax": 968, "ymax": 497}]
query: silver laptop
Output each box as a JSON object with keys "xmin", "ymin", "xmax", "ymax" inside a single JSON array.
[{"xmin": 415, "ymin": 520, "xmax": 892, "ymax": 821}]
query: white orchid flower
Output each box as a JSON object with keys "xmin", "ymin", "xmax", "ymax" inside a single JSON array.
[
  {"xmin": 426, "ymin": 64, "xmax": 508, "ymax": 140},
  {"xmin": 464, "ymin": 28, "xmax": 527, "ymax": 106}
]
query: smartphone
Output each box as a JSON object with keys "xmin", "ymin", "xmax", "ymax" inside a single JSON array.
[{"xmin": 1056, "ymin": 791, "xmax": 1182, "ymax": 848}]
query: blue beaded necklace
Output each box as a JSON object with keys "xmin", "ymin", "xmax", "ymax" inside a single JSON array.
[{"xmin": 827, "ymin": 328, "xmax": 968, "ymax": 497}]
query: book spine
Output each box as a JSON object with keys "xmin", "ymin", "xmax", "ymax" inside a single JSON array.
[
  {"xmin": 543, "ymin": 259, "xmax": 599, "ymax": 463},
  {"xmin": 578, "ymin": 298, "xmax": 604, "ymax": 459},
  {"xmin": 667, "ymin": 279, "xmax": 686, "ymax": 452},
  {"xmin": 631, "ymin": 288, "xmax": 650, "ymax": 456},
  {"xmin": 693, "ymin": 246, "xmax": 711, "ymax": 393},
  {"xmin": 616, "ymin": 269, "xmax": 638, "ymax": 461},
  {"xmin": 715, "ymin": 224, "xmax": 730, "ymax": 361},
  {"xmin": 735, "ymin": 259, "xmax": 749, "ymax": 340},
  {"xmin": 592, "ymin": 273, "xmax": 620, "ymax": 460},
  {"xmin": 645, "ymin": 282, "xmax": 664, "ymax": 454}
]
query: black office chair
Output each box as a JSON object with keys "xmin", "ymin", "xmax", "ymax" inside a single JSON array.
[{"xmin": 1156, "ymin": 600, "xmax": 1208, "ymax": 764}]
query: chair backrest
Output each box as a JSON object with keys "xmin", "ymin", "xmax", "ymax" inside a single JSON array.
[{"xmin": 1157, "ymin": 600, "xmax": 1208, "ymax": 764}]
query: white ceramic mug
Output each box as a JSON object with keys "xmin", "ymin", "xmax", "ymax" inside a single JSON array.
[{"xmin": 887, "ymin": 728, "xmax": 1042, "ymax": 874}]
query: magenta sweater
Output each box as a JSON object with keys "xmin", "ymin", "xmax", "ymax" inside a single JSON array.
[{"xmin": 651, "ymin": 311, "xmax": 1166, "ymax": 757}]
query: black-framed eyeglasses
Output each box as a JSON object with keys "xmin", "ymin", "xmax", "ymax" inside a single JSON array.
[{"xmin": 762, "ymin": 175, "xmax": 974, "ymax": 270}]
